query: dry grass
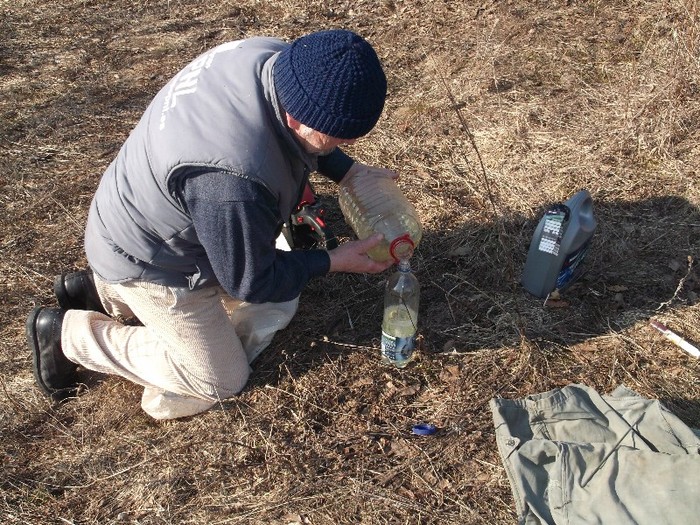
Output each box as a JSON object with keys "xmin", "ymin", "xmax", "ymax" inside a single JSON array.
[{"xmin": 1, "ymin": 1, "xmax": 699, "ymax": 524}]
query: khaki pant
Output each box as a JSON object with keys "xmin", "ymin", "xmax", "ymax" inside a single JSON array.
[
  {"xmin": 62, "ymin": 277, "xmax": 298, "ymax": 420},
  {"xmin": 491, "ymin": 384, "xmax": 700, "ymax": 525}
]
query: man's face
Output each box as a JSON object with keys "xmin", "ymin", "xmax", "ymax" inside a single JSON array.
[{"xmin": 286, "ymin": 114, "xmax": 358, "ymax": 155}]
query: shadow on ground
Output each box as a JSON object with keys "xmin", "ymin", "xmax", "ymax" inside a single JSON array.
[{"xmin": 282, "ymin": 193, "xmax": 699, "ymax": 361}]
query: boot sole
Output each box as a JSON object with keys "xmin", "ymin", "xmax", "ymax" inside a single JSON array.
[
  {"xmin": 26, "ymin": 306, "xmax": 75, "ymax": 399},
  {"xmin": 53, "ymin": 273, "xmax": 72, "ymax": 310},
  {"xmin": 26, "ymin": 306, "xmax": 53, "ymax": 396}
]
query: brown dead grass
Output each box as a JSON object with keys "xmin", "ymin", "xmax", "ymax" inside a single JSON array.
[{"xmin": 1, "ymin": 0, "xmax": 699, "ymax": 524}]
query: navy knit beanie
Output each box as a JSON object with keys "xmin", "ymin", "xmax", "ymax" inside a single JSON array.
[{"xmin": 274, "ymin": 29, "xmax": 387, "ymax": 140}]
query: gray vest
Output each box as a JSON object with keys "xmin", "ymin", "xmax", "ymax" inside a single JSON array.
[{"xmin": 85, "ymin": 38, "xmax": 316, "ymax": 289}]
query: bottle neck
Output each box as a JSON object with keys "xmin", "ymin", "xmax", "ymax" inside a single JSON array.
[
  {"xmin": 397, "ymin": 258, "xmax": 412, "ymax": 273},
  {"xmin": 390, "ymin": 234, "xmax": 414, "ymax": 262}
]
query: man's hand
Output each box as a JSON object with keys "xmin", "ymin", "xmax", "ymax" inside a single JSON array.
[{"xmin": 328, "ymin": 234, "xmax": 394, "ymax": 274}]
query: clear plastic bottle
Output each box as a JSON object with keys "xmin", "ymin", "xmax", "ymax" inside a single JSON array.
[
  {"xmin": 338, "ymin": 169, "xmax": 422, "ymax": 262},
  {"xmin": 381, "ymin": 258, "xmax": 420, "ymax": 368}
]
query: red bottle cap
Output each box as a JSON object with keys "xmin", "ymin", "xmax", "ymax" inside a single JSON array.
[{"xmin": 389, "ymin": 234, "xmax": 415, "ymax": 261}]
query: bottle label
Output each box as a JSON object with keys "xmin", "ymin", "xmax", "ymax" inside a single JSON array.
[
  {"xmin": 537, "ymin": 205, "xmax": 569, "ymax": 256},
  {"xmin": 381, "ymin": 331, "xmax": 416, "ymax": 363},
  {"xmin": 556, "ymin": 240, "xmax": 592, "ymax": 290}
]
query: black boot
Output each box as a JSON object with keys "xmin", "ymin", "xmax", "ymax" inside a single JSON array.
[
  {"xmin": 54, "ymin": 269, "xmax": 107, "ymax": 315},
  {"xmin": 26, "ymin": 306, "xmax": 78, "ymax": 398}
]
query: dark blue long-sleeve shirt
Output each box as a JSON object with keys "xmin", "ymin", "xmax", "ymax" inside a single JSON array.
[{"xmin": 180, "ymin": 148, "xmax": 353, "ymax": 303}]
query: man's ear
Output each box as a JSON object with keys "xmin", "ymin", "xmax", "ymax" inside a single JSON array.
[{"xmin": 285, "ymin": 112, "xmax": 302, "ymax": 131}]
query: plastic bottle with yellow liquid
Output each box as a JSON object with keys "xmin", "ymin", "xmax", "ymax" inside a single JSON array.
[
  {"xmin": 381, "ymin": 258, "xmax": 420, "ymax": 368},
  {"xmin": 338, "ymin": 169, "xmax": 422, "ymax": 262}
]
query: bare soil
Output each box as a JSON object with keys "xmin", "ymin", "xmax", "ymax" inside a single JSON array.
[{"xmin": 1, "ymin": 1, "xmax": 699, "ymax": 524}]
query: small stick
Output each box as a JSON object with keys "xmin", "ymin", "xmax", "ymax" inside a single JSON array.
[{"xmin": 650, "ymin": 320, "xmax": 700, "ymax": 358}]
